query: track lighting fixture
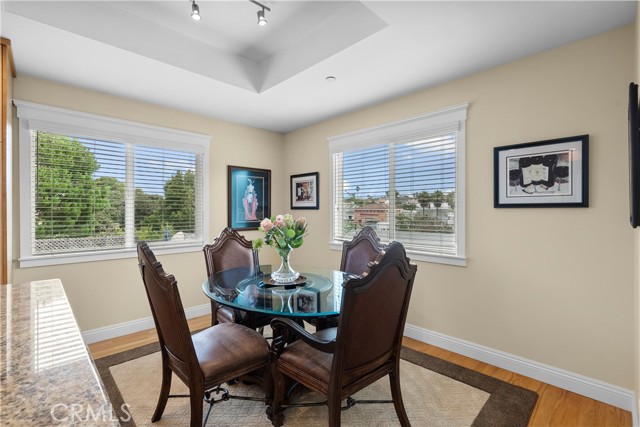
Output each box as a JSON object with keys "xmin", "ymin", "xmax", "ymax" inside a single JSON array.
[
  {"xmin": 257, "ymin": 8, "xmax": 267, "ymax": 26},
  {"xmin": 189, "ymin": 0, "xmax": 272, "ymax": 26},
  {"xmin": 191, "ymin": 0, "xmax": 201, "ymax": 21},
  {"xmin": 250, "ymin": 0, "xmax": 270, "ymax": 26}
]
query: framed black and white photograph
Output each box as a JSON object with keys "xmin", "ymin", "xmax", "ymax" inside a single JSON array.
[
  {"xmin": 228, "ymin": 165, "xmax": 271, "ymax": 230},
  {"xmin": 290, "ymin": 172, "xmax": 319, "ymax": 209},
  {"xmin": 494, "ymin": 135, "xmax": 589, "ymax": 208},
  {"xmin": 293, "ymin": 290, "xmax": 318, "ymax": 314}
]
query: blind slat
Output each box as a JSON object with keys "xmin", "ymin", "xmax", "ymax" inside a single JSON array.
[
  {"xmin": 332, "ymin": 128, "xmax": 460, "ymax": 257},
  {"xmin": 31, "ymin": 130, "xmax": 203, "ymax": 256}
]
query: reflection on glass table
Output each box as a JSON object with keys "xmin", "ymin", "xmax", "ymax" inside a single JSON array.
[{"xmin": 202, "ymin": 265, "xmax": 349, "ymax": 320}]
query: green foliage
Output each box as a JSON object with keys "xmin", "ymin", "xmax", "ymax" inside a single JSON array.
[
  {"xmin": 343, "ymin": 218, "xmax": 357, "ymax": 233},
  {"xmin": 94, "ymin": 177, "xmax": 125, "ymax": 235},
  {"xmin": 35, "ymin": 132, "xmax": 104, "ymax": 238},
  {"xmin": 252, "ymin": 238, "xmax": 264, "ymax": 251},
  {"xmin": 432, "ymin": 190, "xmax": 444, "ymax": 215},
  {"xmin": 34, "ymin": 132, "xmax": 197, "ymax": 243},
  {"xmin": 396, "ymin": 213, "xmax": 454, "ymax": 233},
  {"xmin": 164, "ymin": 170, "xmax": 195, "ymax": 233},
  {"xmin": 446, "ymin": 191, "xmax": 456, "ymax": 209},
  {"xmin": 416, "ymin": 191, "xmax": 431, "ymax": 214},
  {"xmin": 256, "ymin": 214, "xmax": 308, "ymax": 255},
  {"xmin": 134, "ymin": 188, "xmax": 164, "ymax": 238},
  {"xmin": 432, "ymin": 190, "xmax": 443, "ymax": 206},
  {"xmin": 136, "ymin": 225, "xmax": 162, "ymax": 241}
]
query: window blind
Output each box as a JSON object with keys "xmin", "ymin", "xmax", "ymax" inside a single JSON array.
[
  {"xmin": 329, "ymin": 104, "xmax": 467, "ymax": 264},
  {"xmin": 17, "ymin": 100, "xmax": 210, "ymax": 266},
  {"xmin": 30, "ymin": 131, "xmax": 204, "ymax": 256}
]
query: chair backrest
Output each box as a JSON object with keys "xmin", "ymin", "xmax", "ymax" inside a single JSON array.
[
  {"xmin": 203, "ymin": 227, "xmax": 258, "ymax": 277},
  {"xmin": 332, "ymin": 241, "xmax": 417, "ymax": 385},
  {"xmin": 137, "ymin": 242, "xmax": 198, "ymax": 373},
  {"xmin": 340, "ymin": 226, "xmax": 384, "ymax": 275}
]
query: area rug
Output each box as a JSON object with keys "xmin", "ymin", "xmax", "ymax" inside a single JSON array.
[{"xmin": 96, "ymin": 343, "xmax": 537, "ymax": 427}]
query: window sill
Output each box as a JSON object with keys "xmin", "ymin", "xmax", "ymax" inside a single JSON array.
[
  {"xmin": 329, "ymin": 242, "xmax": 466, "ymax": 267},
  {"xmin": 18, "ymin": 243, "xmax": 203, "ymax": 268}
]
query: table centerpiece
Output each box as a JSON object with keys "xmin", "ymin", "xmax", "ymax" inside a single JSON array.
[{"xmin": 253, "ymin": 214, "xmax": 307, "ymax": 283}]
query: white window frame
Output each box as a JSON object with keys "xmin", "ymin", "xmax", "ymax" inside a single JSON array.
[
  {"xmin": 327, "ymin": 103, "xmax": 468, "ymax": 266},
  {"xmin": 15, "ymin": 100, "xmax": 210, "ymax": 268}
]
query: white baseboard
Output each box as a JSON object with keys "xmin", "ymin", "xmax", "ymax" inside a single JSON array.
[
  {"xmin": 81, "ymin": 303, "xmax": 210, "ymax": 345},
  {"xmin": 404, "ymin": 323, "xmax": 637, "ymax": 419}
]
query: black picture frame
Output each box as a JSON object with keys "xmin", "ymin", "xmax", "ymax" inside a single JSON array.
[
  {"xmin": 494, "ymin": 135, "xmax": 589, "ymax": 208},
  {"xmin": 290, "ymin": 172, "xmax": 319, "ymax": 210},
  {"xmin": 629, "ymin": 82, "xmax": 640, "ymax": 228},
  {"xmin": 227, "ymin": 165, "xmax": 271, "ymax": 230}
]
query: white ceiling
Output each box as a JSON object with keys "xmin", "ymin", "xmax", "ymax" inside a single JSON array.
[{"xmin": 0, "ymin": 1, "xmax": 636, "ymax": 133}]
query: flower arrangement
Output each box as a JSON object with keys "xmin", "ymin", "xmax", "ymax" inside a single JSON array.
[
  {"xmin": 253, "ymin": 214, "xmax": 308, "ymax": 283},
  {"xmin": 253, "ymin": 214, "xmax": 307, "ymax": 256}
]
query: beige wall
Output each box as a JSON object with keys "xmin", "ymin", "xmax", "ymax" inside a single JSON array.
[
  {"xmin": 10, "ymin": 75, "xmax": 286, "ymax": 331},
  {"xmin": 285, "ymin": 25, "xmax": 635, "ymax": 389},
  {"xmin": 8, "ymin": 25, "xmax": 636, "ymax": 391}
]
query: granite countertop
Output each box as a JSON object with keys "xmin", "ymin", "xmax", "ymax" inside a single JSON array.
[{"xmin": 0, "ymin": 279, "xmax": 120, "ymax": 426}]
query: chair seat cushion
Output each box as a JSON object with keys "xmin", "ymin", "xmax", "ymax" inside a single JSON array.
[
  {"xmin": 192, "ymin": 323, "xmax": 269, "ymax": 385},
  {"xmin": 276, "ymin": 327, "xmax": 338, "ymax": 394}
]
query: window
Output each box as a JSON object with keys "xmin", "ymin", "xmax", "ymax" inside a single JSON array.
[
  {"xmin": 16, "ymin": 101, "xmax": 209, "ymax": 267},
  {"xmin": 328, "ymin": 103, "xmax": 468, "ymax": 266}
]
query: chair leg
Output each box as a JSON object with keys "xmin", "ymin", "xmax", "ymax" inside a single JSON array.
[
  {"xmin": 327, "ymin": 392, "xmax": 342, "ymax": 427},
  {"xmin": 151, "ymin": 364, "xmax": 172, "ymax": 422},
  {"xmin": 260, "ymin": 365, "xmax": 273, "ymax": 404},
  {"xmin": 210, "ymin": 301, "xmax": 219, "ymax": 326},
  {"xmin": 267, "ymin": 368, "xmax": 285, "ymax": 427},
  {"xmin": 389, "ymin": 371, "xmax": 411, "ymax": 427},
  {"xmin": 190, "ymin": 385, "xmax": 204, "ymax": 427}
]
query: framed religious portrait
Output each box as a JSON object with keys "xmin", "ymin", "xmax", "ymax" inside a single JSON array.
[
  {"xmin": 493, "ymin": 135, "xmax": 589, "ymax": 208},
  {"xmin": 227, "ymin": 165, "xmax": 271, "ymax": 230},
  {"xmin": 290, "ymin": 172, "xmax": 319, "ymax": 209}
]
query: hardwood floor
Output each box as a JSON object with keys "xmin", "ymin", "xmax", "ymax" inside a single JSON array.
[{"xmin": 88, "ymin": 316, "xmax": 632, "ymax": 427}]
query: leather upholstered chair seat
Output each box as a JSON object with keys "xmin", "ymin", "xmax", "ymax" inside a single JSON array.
[
  {"xmin": 272, "ymin": 327, "xmax": 337, "ymax": 391},
  {"xmin": 192, "ymin": 323, "xmax": 269, "ymax": 384}
]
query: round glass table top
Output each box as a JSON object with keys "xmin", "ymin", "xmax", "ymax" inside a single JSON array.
[{"xmin": 202, "ymin": 265, "xmax": 348, "ymax": 318}]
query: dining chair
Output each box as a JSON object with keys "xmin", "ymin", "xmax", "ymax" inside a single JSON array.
[
  {"xmin": 203, "ymin": 227, "xmax": 272, "ymax": 330},
  {"xmin": 313, "ymin": 225, "xmax": 385, "ymax": 330},
  {"xmin": 340, "ymin": 225, "xmax": 385, "ymax": 275},
  {"xmin": 267, "ymin": 241, "xmax": 417, "ymax": 427},
  {"xmin": 137, "ymin": 242, "xmax": 271, "ymax": 427}
]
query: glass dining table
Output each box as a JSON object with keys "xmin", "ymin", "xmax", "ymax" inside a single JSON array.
[{"xmin": 202, "ymin": 265, "xmax": 349, "ymax": 322}]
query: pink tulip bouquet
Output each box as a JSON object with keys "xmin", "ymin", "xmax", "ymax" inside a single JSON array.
[{"xmin": 253, "ymin": 214, "xmax": 307, "ymax": 256}]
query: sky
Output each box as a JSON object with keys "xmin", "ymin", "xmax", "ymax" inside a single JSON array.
[{"xmin": 341, "ymin": 134, "xmax": 457, "ymax": 199}]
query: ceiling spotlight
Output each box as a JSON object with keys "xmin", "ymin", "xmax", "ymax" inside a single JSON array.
[
  {"xmin": 257, "ymin": 8, "xmax": 267, "ymax": 26},
  {"xmin": 249, "ymin": 0, "xmax": 270, "ymax": 26},
  {"xmin": 191, "ymin": 0, "xmax": 201, "ymax": 21}
]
